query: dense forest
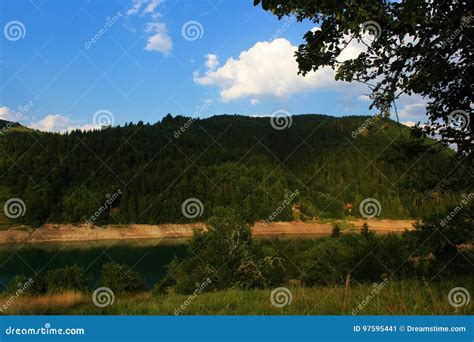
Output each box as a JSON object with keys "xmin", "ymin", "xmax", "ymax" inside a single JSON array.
[{"xmin": 0, "ymin": 114, "xmax": 468, "ymax": 227}]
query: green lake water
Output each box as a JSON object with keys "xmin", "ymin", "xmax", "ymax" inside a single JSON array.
[{"xmin": 0, "ymin": 239, "xmax": 188, "ymax": 290}]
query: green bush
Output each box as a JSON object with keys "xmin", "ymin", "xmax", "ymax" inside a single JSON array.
[
  {"xmin": 99, "ymin": 263, "xmax": 144, "ymax": 293},
  {"xmin": 3, "ymin": 275, "xmax": 46, "ymax": 295},
  {"xmin": 46, "ymin": 265, "xmax": 89, "ymax": 293},
  {"xmin": 167, "ymin": 207, "xmax": 291, "ymax": 294},
  {"xmin": 297, "ymin": 238, "xmax": 354, "ymax": 286}
]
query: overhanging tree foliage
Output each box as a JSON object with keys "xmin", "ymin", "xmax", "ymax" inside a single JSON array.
[{"xmin": 254, "ymin": 0, "xmax": 473, "ymax": 155}]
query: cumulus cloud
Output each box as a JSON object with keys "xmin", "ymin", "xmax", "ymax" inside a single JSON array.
[
  {"xmin": 398, "ymin": 102, "xmax": 426, "ymax": 119},
  {"xmin": 29, "ymin": 114, "xmax": 100, "ymax": 133},
  {"xmin": 0, "ymin": 106, "xmax": 19, "ymax": 121},
  {"xmin": 205, "ymin": 54, "xmax": 219, "ymax": 70},
  {"xmin": 127, "ymin": 0, "xmax": 146, "ymax": 15},
  {"xmin": 144, "ymin": 23, "xmax": 172, "ymax": 55},
  {"xmin": 396, "ymin": 94, "xmax": 429, "ymax": 124},
  {"xmin": 127, "ymin": 0, "xmax": 171, "ymax": 56},
  {"xmin": 194, "ymin": 38, "xmax": 366, "ymax": 102},
  {"xmin": 402, "ymin": 121, "xmax": 417, "ymax": 127},
  {"xmin": 143, "ymin": 0, "xmax": 162, "ymax": 17}
]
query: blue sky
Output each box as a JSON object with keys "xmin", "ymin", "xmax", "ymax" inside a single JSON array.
[{"xmin": 0, "ymin": 0, "xmax": 424, "ymax": 132}]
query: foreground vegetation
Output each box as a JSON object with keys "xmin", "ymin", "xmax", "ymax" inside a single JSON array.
[
  {"xmin": 1, "ymin": 278, "xmax": 472, "ymax": 315},
  {"xmin": 1, "ymin": 201, "xmax": 471, "ymax": 315}
]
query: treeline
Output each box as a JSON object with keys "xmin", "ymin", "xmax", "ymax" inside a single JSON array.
[{"xmin": 0, "ymin": 114, "xmax": 468, "ymax": 226}]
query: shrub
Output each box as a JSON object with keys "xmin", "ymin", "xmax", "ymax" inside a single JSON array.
[
  {"xmin": 99, "ymin": 263, "xmax": 144, "ymax": 293},
  {"xmin": 46, "ymin": 265, "xmax": 89, "ymax": 293},
  {"xmin": 297, "ymin": 239, "xmax": 354, "ymax": 286},
  {"xmin": 171, "ymin": 207, "xmax": 257, "ymax": 294},
  {"xmin": 4, "ymin": 275, "xmax": 37, "ymax": 295}
]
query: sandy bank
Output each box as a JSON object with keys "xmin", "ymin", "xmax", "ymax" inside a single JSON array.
[{"xmin": 0, "ymin": 220, "xmax": 415, "ymax": 245}]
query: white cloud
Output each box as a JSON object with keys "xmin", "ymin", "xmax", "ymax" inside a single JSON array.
[
  {"xmin": 144, "ymin": 23, "xmax": 172, "ymax": 55},
  {"xmin": 250, "ymin": 98, "xmax": 260, "ymax": 105},
  {"xmin": 144, "ymin": 0, "xmax": 162, "ymax": 17},
  {"xmin": 396, "ymin": 94, "xmax": 428, "ymax": 124},
  {"xmin": 29, "ymin": 114, "xmax": 100, "ymax": 133},
  {"xmin": 205, "ymin": 54, "xmax": 219, "ymax": 70},
  {"xmin": 194, "ymin": 38, "xmax": 366, "ymax": 102},
  {"xmin": 402, "ymin": 121, "xmax": 417, "ymax": 127},
  {"xmin": 398, "ymin": 102, "xmax": 426, "ymax": 119},
  {"xmin": 127, "ymin": 0, "xmax": 170, "ymax": 56},
  {"xmin": 127, "ymin": 0, "xmax": 146, "ymax": 15},
  {"xmin": 0, "ymin": 106, "xmax": 19, "ymax": 121}
]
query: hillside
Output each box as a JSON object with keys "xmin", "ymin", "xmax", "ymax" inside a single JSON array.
[
  {"xmin": 0, "ymin": 119, "xmax": 30, "ymax": 132},
  {"xmin": 0, "ymin": 114, "xmax": 463, "ymax": 227}
]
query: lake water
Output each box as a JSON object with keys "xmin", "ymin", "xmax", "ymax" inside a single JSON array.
[
  {"xmin": 0, "ymin": 236, "xmax": 320, "ymax": 291},
  {"xmin": 0, "ymin": 239, "xmax": 188, "ymax": 290}
]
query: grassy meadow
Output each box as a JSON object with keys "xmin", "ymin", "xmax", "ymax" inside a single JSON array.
[{"xmin": 2, "ymin": 278, "xmax": 472, "ymax": 315}]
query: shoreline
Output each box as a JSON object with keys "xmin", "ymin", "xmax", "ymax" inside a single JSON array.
[{"xmin": 0, "ymin": 219, "xmax": 415, "ymax": 245}]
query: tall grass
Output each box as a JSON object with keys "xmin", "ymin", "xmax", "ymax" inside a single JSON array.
[
  {"xmin": 1, "ymin": 278, "xmax": 472, "ymax": 315},
  {"xmin": 1, "ymin": 291, "xmax": 84, "ymax": 314}
]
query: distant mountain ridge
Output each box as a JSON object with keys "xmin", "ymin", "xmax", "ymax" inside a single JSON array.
[
  {"xmin": 0, "ymin": 119, "xmax": 15, "ymax": 129},
  {"xmin": 0, "ymin": 114, "xmax": 462, "ymax": 227}
]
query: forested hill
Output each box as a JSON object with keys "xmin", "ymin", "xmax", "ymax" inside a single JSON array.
[
  {"xmin": 0, "ymin": 114, "xmax": 464, "ymax": 227},
  {"xmin": 0, "ymin": 120, "xmax": 30, "ymax": 133}
]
